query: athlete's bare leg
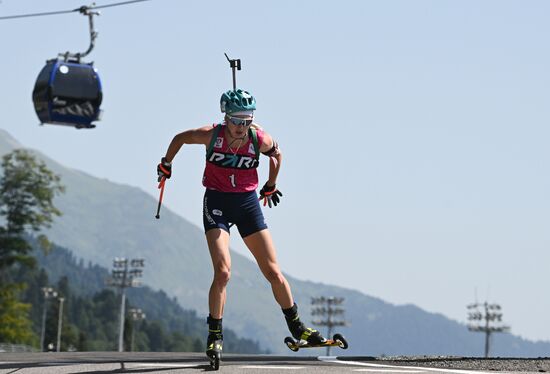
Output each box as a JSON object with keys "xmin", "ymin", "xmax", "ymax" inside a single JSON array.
[
  {"xmin": 205, "ymin": 228, "xmax": 231, "ymax": 319},
  {"xmin": 243, "ymin": 229, "xmax": 294, "ymax": 309}
]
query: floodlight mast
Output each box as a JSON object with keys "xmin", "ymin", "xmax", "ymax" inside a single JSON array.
[
  {"xmin": 225, "ymin": 53, "xmax": 241, "ymax": 91},
  {"xmin": 40, "ymin": 287, "xmax": 58, "ymax": 352},
  {"xmin": 311, "ymin": 296, "xmax": 348, "ymax": 355},
  {"xmin": 56, "ymin": 297, "xmax": 65, "ymax": 352},
  {"xmin": 107, "ymin": 257, "xmax": 145, "ymax": 352},
  {"xmin": 467, "ymin": 301, "xmax": 510, "ymax": 357},
  {"xmin": 129, "ymin": 308, "xmax": 146, "ymax": 352}
]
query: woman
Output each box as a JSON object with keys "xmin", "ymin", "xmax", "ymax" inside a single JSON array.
[{"xmin": 157, "ymin": 88, "xmax": 325, "ymax": 361}]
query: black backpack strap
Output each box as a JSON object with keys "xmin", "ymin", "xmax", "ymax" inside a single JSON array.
[
  {"xmin": 206, "ymin": 124, "xmax": 222, "ymax": 160},
  {"xmin": 249, "ymin": 127, "xmax": 260, "ymax": 160}
]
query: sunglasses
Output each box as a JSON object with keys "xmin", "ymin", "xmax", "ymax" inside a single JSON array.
[{"xmin": 227, "ymin": 115, "xmax": 254, "ymax": 127}]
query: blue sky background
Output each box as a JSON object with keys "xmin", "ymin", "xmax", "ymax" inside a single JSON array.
[{"xmin": 1, "ymin": 0, "xmax": 549, "ymax": 342}]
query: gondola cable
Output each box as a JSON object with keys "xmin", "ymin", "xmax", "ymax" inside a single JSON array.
[{"xmin": 0, "ymin": 0, "xmax": 154, "ymax": 21}]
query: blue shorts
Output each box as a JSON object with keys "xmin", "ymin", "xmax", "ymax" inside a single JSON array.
[{"xmin": 203, "ymin": 189, "xmax": 268, "ymax": 238}]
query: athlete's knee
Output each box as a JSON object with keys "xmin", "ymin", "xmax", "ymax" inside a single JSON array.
[
  {"xmin": 264, "ymin": 267, "xmax": 286, "ymax": 286},
  {"xmin": 214, "ymin": 266, "xmax": 231, "ymax": 287}
]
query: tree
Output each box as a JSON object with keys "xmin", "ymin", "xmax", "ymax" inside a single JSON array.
[
  {"xmin": 0, "ymin": 149, "xmax": 64, "ymax": 278},
  {"xmin": 0, "ymin": 149, "xmax": 64, "ymax": 344},
  {"xmin": 0, "ymin": 284, "xmax": 36, "ymax": 345}
]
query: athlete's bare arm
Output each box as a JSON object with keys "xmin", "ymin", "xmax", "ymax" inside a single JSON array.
[
  {"xmin": 164, "ymin": 125, "xmax": 214, "ymax": 163},
  {"xmin": 260, "ymin": 132, "xmax": 282, "ymax": 187}
]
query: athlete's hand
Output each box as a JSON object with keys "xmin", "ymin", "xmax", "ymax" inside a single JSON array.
[
  {"xmin": 259, "ymin": 183, "xmax": 283, "ymax": 208},
  {"xmin": 157, "ymin": 157, "xmax": 172, "ymax": 182}
]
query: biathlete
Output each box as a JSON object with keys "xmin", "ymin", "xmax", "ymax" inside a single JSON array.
[{"xmin": 157, "ymin": 89, "xmax": 325, "ymax": 361}]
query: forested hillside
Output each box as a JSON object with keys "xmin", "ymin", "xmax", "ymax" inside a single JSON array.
[{"xmin": 8, "ymin": 240, "xmax": 265, "ymax": 353}]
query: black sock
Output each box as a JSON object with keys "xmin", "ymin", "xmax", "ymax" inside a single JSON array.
[
  {"xmin": 282, "ymin": 303, "xmax": 299, "ymax": 320},
  {"xmin": 207, "ymin": 315, "xmax": 223, "ymax": 335}
]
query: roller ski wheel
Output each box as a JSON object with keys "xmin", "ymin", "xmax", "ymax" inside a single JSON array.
[
  {"xmin": 333, "ymin": 333, "xmax": 349, "ymax": 349},
  {"xmin": 208, "ymin": 351, "xmax": 220, "ymax": 370},
  {"xmin": 284, "ymin": 336, "xmax": 300, "ymax": 352},
  {"xmin": 206, "ymin": 337, "xmax": 222, "ymax": 370}
]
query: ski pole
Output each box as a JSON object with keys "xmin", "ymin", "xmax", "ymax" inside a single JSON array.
[{"xmin": 155, "ymin": 177, "xmax": 166, "ymax": 219}]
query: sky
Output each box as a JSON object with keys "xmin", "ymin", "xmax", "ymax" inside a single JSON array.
[{"xmin": 1, "ymin": 0, "xmax": 549, "ymax": 342}]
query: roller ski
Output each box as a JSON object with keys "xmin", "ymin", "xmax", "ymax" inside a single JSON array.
[
  {"xmin": 284, "ymin": 333, "xmax": 349, "ymax": 352},
  {"xmin": 282, "ymin": 303, "xmax": 348, "ymax": 352},
  {"xmin": 206, "ymin": 316, "xmax": 223, "ymax": 370}
]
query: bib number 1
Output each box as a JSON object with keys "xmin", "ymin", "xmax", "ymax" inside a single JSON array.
[{"xmin": 229, "ymin": 174, "xmax": 236, "ymax": 188}]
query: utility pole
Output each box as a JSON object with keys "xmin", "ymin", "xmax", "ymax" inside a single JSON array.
[
  {"xmin": 311, "ymin": 296, "xmax": 347, "ymax": 355},
  {"xmin": 106, "ymin": 257, "xmax": 145, "ymax": 352},
  {"xmin": 56, "ymin": 297, "xmax": 65, "ymax": 352},
  {"xmin": 129, "ymin": 308, "xmax": 146, "ymax": 352},
  {"xmin": 40, "ymin": 287, "xmax": 57, "ymax": 352},
  {"xmin": 467, "ymin": 301, "xmax": 510, "ymax": 357}
]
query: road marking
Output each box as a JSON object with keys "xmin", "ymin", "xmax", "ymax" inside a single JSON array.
[
  {"xmin": 240, "ymin": 365, "xmax": 305, "ymax": 370},
  {"xmin": 353, "ymin": 370, "xmax": 425, "ymax": 373},
  {"xmin": 131, "ymin": 363, "xmax": 202, "ymax": 368},
  {"xmin": 319, "ymin": 358, "xmax": 495, "ymax": 374}
]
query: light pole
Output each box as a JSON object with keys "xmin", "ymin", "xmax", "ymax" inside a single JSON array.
[
  {"xmin": 106, "ymin": 257, "xmax": 145, "ymax": 352},
  {"xmin": 467, "ymin": 301, "xmax": 510, "ymax": 357},
  {"xmin": 56, "ymin": 297, "xmax": 65, "ymax": 352},
  {"xmin": 311, "ymin": 296, "xmax": 347, "ymax": 355},
  {"xmin": 129, "ymin": 308, "xmax": 146, "ymax": 352},
  {"xmin": 40, "ymin": 287, "xmax": 57, "ymax": 352}
]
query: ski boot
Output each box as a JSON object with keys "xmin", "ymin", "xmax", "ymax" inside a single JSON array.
[
  {"xmin": 283, "ymin": 303, "xmax": 326, "ymax": 345},
  {"xmin": 206, "ymin": 316, "xmax": 223, "ymax": 370}
]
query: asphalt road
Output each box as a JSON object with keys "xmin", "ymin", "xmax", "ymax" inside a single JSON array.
[{"xmin": 1, "ymin": 352, "xmax": 549, "ymax": 373}]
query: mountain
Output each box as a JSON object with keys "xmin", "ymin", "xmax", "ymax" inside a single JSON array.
[
  {"xmin": 29, "ymin": 240, "xmax": 265, "ymax": 353},
  {"xmin": 1, "ymin": 127, "xmax": 549, "ymax": 356}
]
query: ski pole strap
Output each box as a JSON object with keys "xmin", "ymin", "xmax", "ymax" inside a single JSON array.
[{"xmin": 158, "ymin": 164, "xmax": 171, "ymax": 175}]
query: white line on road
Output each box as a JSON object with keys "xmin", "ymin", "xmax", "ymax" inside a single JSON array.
[
  {"xmin": 240, "ymin": 366, "xmax": 306, "ymax": 370},
  {"xmin": 131, "ymin": 363, "xmax": 202, "ymax": 368},
  {"xmin": 353, "ymin": 370, "xmax": 425, "ymax": 373},
  {"xmin": 318, "ymin": 358, "xmax": 495, "ymax": 374}
]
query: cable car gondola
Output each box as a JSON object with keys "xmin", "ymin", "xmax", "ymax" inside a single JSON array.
[
  {"xmin": 33, "ymin": 59, "xmax": 102, "ymax": 129},
  {"xmin": 32, "ymin": 5, "xmax": 103, "ymax": 129}
]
